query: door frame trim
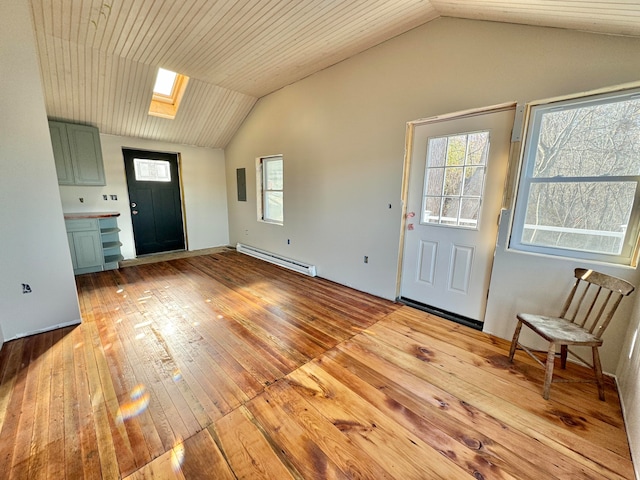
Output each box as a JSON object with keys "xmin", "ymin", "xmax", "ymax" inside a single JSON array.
[
  {"xmin": 395, "ymin": 102, "xmax": 517, "ymax": 300},
  {"xmin": 177, "ymin": 152, "xmax": 189, "ymax": 251}
]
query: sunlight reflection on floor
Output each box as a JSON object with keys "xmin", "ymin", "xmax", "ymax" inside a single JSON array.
[
  {"xmin": 171, "ymin": 439, "xmax": 185, "ymax": 472},
  {"xmin": 116, "ymin": 384, "xmax": 150, "ymax": 424}
]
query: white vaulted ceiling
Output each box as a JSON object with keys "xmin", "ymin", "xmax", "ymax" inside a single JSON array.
[{"xmin": 30, "ymin": 0, "xmax": 640, "ymax": 149}]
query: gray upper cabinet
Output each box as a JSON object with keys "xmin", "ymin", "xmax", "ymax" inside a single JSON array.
[
  {"xmin": 49, "ymin": 121, "xmax": 106, "ymax": 186},
  {"xmin": 49, "ymin": 121, "xmax": 74, "ymax": 184}
]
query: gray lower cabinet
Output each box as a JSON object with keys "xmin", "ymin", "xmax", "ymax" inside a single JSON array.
[
  {"xmin": 49, "ymin": 121, "xmax": 106, "ymax": 186},
  {"xmin": 66, "ymin": 219, "xmax": 103, "ymax": 274},
  {"xmin": 66, "ymin": 217, "xmax": 123, "ymax": 275}
]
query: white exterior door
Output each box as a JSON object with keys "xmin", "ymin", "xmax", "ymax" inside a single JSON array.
[{"xmin": 400, "ymin": 107, "xmax": 515, "ymax": 322}]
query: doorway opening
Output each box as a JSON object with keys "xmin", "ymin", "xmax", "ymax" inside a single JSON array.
[
  {"xmin": 122, "ymin": 148, "xmax": 186, "ymax": 256},
  {"xmin": 398, "ymin": 104, "xmax": 516, "ymax": 324}
]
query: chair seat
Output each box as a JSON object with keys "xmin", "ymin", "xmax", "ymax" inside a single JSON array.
[{"xmin": 517, "ymin": 313, "xmax": 603, "ymax": 346}]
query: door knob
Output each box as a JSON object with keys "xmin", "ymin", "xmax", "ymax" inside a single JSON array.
[
  {"xmin": 131, "ymin": 202, "xmax": 137, "ymax": 207},
  {"xmin": 132, "ymin": 210, "xmax": 138, "ymax": 215}
]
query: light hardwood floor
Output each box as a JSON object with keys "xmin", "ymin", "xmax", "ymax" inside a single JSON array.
[{"xmin": 0, "ymin": 251, "xmax": 634, "ymax": 479}]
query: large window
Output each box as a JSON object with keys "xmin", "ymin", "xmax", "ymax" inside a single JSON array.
[
  {"xmin": 257, "ymin": 155, "xmax": 283, "ymax": 225},
  {"xmin": 510, "ymin": 89, "xmax": 640, "ymax": 265}
]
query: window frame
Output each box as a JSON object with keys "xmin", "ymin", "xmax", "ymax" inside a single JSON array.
[
  {"xmin": 510, "ymin": 88, "xmax": 640, "ymax": 266},
  {"xmin": 257, "ymin": 155, "xmax": 284, "ymax": 225}
]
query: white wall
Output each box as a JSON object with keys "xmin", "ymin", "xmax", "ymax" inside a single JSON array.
[
  {"xmin": 0, "ymin": 0, "xmax": 81, "ymax": 340},
  {"xmin": 225, "ymin": 18, "xmax": 640, "ymax": 369},
  {"xmin": 58, "ymin": 135, "xmax": 230, "ymax": 259},
  {"xmin": 224, "ymin": 17, "xmax": 640, "ymax": 471},
  {"xmin": 617, "ymin": 301, "xmax": 640, "ymax": 479}
]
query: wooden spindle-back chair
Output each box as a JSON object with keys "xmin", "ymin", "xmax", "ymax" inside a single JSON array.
[{"xmin": 508, "ymin": 268, "xmax": 634, "ymax": 400}]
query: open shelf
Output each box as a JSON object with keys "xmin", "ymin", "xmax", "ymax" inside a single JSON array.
[
  {"xmin": 104, "ymin": 254, "xmax": 125, "ymax": 264},
  {"xmin": 99, "ymin": 217, "xmax": 123, "ymax": 271}
]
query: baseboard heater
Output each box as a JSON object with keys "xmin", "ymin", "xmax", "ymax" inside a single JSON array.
[{"xmin": 236, "ymin": 243, "xmax": 317, "ymax": 277}]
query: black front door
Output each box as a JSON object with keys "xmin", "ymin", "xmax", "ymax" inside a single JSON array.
[{"xmin": 123, "ymin": 148, "xmax": 185, "ymax": 256}]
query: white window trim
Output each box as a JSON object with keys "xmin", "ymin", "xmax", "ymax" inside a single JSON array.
[
  {"xmin": 509, "ymin": 88, "xmax": 640, "ymax": 266},
  {"xmin": 256, "ymin": 154, "xmax": 284, "ymax": 225}
]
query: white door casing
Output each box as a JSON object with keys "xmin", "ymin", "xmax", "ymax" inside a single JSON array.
[{"xmin": 400, "ymin": 106, "xmax": 515, "ymax": 322}]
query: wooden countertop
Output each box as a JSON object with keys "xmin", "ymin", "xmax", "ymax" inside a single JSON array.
[{"xmin": 64, "ymin": 211, "xmax": 121, "ymax": 219}]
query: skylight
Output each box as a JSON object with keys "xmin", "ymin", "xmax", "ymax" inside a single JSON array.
[
  {"xmin": 148, "ymin": 67, "xmax": 189, "ymax": 120},
  {"xmin": 153, "ymin": 68, "xmax": 178, "ymax": 96}
]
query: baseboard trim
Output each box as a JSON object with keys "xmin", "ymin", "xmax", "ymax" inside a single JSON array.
[
  {"xmin": 614, "ymin": 374, "xmax": 640, "ymax": 480},
  {"xmin": 5, "ymin": 319, "xmax": 81, "ymax": 342}
]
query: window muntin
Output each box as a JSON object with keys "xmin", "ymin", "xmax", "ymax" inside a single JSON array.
[
  {"xmin": 511, "ymin": 89, "xmax": 640, "ymax": 264},
  {"xmin": 422, "ymin": 131, "xmax": 490, "ymax": 228},
  {"xmin": 258, "ymin": 155, "xmax": 283, "ymax": 225}
]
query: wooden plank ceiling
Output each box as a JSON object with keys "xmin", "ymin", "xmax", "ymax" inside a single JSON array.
[{"xmin": 29, "ymin": 0, "xmax": 640, "ymax": 149}]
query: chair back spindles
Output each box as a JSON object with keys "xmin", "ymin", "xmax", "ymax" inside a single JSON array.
[
  {"xmin": 571, "ymin": 282, "xmax": 592, "ymax": 324},
  {"xmin": 594, "ymin": 294, "xmax": 625, "ymax": 339},
  {"xmin": 578, "ymin": 284, "xmax": 600, "ymax": 329},
  {"xmin": 559, "ymin": 278, "xmax": 580, "ymax": 319},
  {"xmin": 586, "ymin": 289, "xmax": 610, "ymax": 334},
  {"xmin": 563, "ymin": 269, "xmax": 633, "ymax": 338}
]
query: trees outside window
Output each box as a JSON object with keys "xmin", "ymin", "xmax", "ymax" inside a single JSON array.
[{"xmin": 511, "ymin": 89, "xmax": 640, "ymax": 265}]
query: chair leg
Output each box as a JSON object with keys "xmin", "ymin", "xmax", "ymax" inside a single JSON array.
[
  {"xmin": 542, "ymin": 343, "xmax": 556, "ymax": 400},
  {"xmin": 560, "ymin": 345, "xmax": 568, "ymax": 369},
  {"xmin": 592, "ymin": 347, "xmax": 605, "ymax": 401},
  {"xmin": 508, "ymin": 320, "xmax": 523, "ymax": 362}
]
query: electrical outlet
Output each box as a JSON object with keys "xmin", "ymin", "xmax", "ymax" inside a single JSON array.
[
  {"xmin": 103, "ymin": 195, "xmax": 108, "ymax": 200},
  {"xmin": 110, "ymin": 194, "xmax": 118, "ymax": 200},
  {"xmin": 287, "ymin": 239, "xmax": 290, "ymax": 245},
  {"xmin": 364, "ymin": 256, "xmax": 368, "ymax": 264},
  {"xmin": 79, "ymin": 197, "xmax": 84, "ymax": 203},
  {"xmin": 22, "ymin": 283, "xmax": 32, "ymax": 294}
]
